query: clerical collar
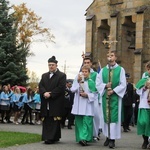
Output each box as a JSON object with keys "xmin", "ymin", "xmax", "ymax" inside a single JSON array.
[
  {"xmin": 109, "ymin": 63, "xmax": 116, "ymax": 67},
  {"xmin": 49, "ymin": 69, "xmax": 57, "ymax": 74}
]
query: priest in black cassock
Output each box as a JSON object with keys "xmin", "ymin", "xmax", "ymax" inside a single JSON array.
[{"xmin": 39, "ymin": 56, "xmax": 66, "ymax": 144}]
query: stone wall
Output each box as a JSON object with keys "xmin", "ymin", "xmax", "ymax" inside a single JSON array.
[{"xmin": 85, "ymin": 0, "xmax": 150, "ymax": 83}]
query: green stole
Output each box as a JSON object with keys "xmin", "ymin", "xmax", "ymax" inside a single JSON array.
[
  {"xmin": 102, "ymin": 65, "xmax": 121, "ymax": 123},
  {"xmin": 135, "ymin": 78, "xmax": 148, "ymax": 89},
  {"xmin": 90, "ymin": 71, "xmax": 97, "ymax": 82},
  {"xmin": 90, "ymin": 71, "xmax": 100, "ymax": 100},
  {"xmin": 87, "ymin": 78, "xmax": 97, "ymax": 92},
  {"xmin": 144, "ymin": 72, "xmax": 150, "ymax": 78},
  {"xmin": 136, "ymin": 72, "xmax": 150, "ymax": 89}
]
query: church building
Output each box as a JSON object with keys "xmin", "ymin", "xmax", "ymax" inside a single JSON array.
[{"xmin": 85, "ymin": 0, "xmax": 150, "ymax": 83}]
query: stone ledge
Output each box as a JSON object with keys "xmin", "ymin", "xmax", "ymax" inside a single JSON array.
[
  {"xmin": 136, "ymin": 6, "xmax": 147, "ymax": 14},
  {"xmin": 134, "ymin": 48, "xmax": 142, "ymax": 54}
]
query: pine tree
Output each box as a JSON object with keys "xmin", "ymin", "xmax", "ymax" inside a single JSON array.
[{"xmin": 0, "ymin": 0, "xmax": 28, "ymax": 86}]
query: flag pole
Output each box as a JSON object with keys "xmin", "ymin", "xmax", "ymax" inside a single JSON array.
[
  {"xmin": 97, "ymin": 59, "xmax": 101, "ymax": 73},
  {"xmin": 98, "ymin": 59, "xmax": 101, "ymax": 68},
  {"xmin": 79, "ymin": 51, "xmax": 85, "ymax": 72}
]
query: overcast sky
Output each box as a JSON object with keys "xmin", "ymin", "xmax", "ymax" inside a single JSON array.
[{"xmin": 9, "ymin": 0, "xmax": 93, "ymax": 80}]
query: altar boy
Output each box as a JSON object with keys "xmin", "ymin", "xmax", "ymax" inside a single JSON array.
[
  {"xmin": 135, "ymin": 70, "xmax": 150, "ymax": 149},
  {"xmin": 71, "ymin": 65, "xmax": 97, "ymax": 146}
]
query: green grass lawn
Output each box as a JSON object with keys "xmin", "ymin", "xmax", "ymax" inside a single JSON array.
[{"xmin": 0, "ymin": 131, "xmax": 41, "ymax": 148}]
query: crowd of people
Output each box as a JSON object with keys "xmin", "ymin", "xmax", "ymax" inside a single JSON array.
[
  {"xmin": 0, "ymin": 53, "xmax": 150, "ymax": 149},
  {"xmin": 0, "ymin": 84, "xmax": 41, "ymax": 125},
  {"xmin": 37, "ymin": 54, "xmax": 150, "ymax": 149}
]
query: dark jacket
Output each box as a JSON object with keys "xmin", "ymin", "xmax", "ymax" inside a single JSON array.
[
  {"xmin": 122, "ymin": 82, "xmax": 134, "ymax": 106},
  {"xmin": 64, "ymin": 88, "xmax": 74, "ymax": 108},
  {"xmin": 39, "ymin": 69, "xmax": 66, "ymax": 117}
]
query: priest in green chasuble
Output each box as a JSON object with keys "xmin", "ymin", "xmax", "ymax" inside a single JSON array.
[{"xmin": 96, "ymin": 51, "xmax": 126, "ymax": 148}]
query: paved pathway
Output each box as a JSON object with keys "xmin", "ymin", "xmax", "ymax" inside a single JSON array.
[{"xmin": 0, "ymin": 123, "xmax": 145, "ymax": 150}]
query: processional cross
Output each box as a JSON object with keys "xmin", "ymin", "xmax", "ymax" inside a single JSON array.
[
  {"xmin": 102, "ymin": 35, "xmax": 118, "ymax": 140},
  {"xmin": 102, "ymin": 35, "xmax": 118, "ymax": 52}
]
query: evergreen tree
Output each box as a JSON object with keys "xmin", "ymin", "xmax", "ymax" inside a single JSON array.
[{"xmin": 0, "ymin": 0, "xmax": 28, "ymax": 86}]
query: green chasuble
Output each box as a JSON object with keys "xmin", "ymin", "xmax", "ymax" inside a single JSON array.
[{"xmin": 102, "ymin": 65, "xmax": 121, "ymax": 123}]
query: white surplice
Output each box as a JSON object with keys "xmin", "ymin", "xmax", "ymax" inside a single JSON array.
[
  {"xmin": 71, "ymin": 78, "xmax": 96, "ymax": 116},
  {"xmin": 93, "ymin": 93, "xmax": 101, "ymax": 137},
  {"xmin": 136, "ymin": 88, "xmax": 150, "ymax": 109}
]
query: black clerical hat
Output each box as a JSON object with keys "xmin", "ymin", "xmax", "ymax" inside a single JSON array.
[
  {"xmin": 66, "ymin": 79, "xmax": 73, "ymax": 83},
  {"xmin": 48, "ymin": 56, "xmax": 58, "ymax": 64},
  {"xmin": 125, "ymin": 73, "xmax": 130, "ymax": 78}
]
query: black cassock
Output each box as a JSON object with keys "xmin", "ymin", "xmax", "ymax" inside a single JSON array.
[{"xmin": 39, "ymin": 69, "xmax": 66, "ymax": 141}]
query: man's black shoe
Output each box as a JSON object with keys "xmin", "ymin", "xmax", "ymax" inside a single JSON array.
[
  {"xmin": 109, "ymin": 139, "xmax": 115, "ymax": 149},
  {"xmin": 127, "ymin": 127, "xmax": 131, "ymax": 131},
  {"xmin": 123, "ymin": 129, "xmax": 128, "ymax": 132},
  {"xmin": 148, "ymin": 144, "xmax": 150, "ymax": 149},
  {"xmin": 104, "ymin": 138, "xmax": 109, "ymax": 146},
  {"xmin": 79, "ymin": 140, "xmax": 88, "ymax": 146},
  {"xmin": 142, "ymin": 141, "xmax": 148, "ymax": 149},
  {"xmin": 44, "ymin": 140, "xmax": 55, "ymax": 144},
  {"xmin": 21, "ymin": 121, "xmax": 25, "ymax": 125}
]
